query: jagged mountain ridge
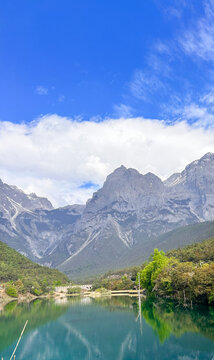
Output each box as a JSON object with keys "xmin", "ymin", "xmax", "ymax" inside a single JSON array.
[
  {"xmin": 58, "ymin": 153, "xmax": 214, "ymax": 277},
  {"xmin": 0, "ymin": 179, "xmax": 55, "ymax": 259},
  {"xmin": 164, "ymin": 152, "xmax": 214, "ymax": 220},
  {"xmin": 0, "ymin": 152, "xmax": 214, "ymax": 278}
]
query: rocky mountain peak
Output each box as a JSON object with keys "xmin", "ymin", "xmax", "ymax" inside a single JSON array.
[
  {"xmin": 184, "ymin": 152, "xmax": 214, "ymax": 172},
  {"xmin": 104, "ymin": 165, "xmax": 140, "ymax": 182},
  {"xmin": 28, "ymin": 193, "xmax": 53, "ymax": 210},
  {"xmin": 144, "ymin": 172, "xmax": 163, "ymax": 186},
  {"xmin": 201, "ymin": 152, "xmax": 214, "ymax": 161},
  {"xmin": 111, "ymin": 164, "xmax": 127, "ymax": 174},
  {"xmin": 84, "ymin": 166, "xmax": 142, "ymax": 213},
  {"xmin": 1, "ymin": 152, "xmax": 214, "ymax": 279},
  {"xmin": 0, "ymin": 179, "xmax": 53, "ymax": 217},
  {"xmin": 84, "ymin": 166, "xmax": 164, "ymax": 216},
  {"xmin": 165, "ymin": 153, "xmax": 214, "ymax": 188},
  {"xmin": 100, "ymin": 166, "xmax": 143, "ymax": 192},
  {"xmin": 181, "ymin": 153, "xmax": 214, "ymax": 183}
]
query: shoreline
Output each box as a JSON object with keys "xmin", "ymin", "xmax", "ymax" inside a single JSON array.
[
  {"xmin": 1, "ymin": 289, "xmax": 212, "ymax": 311},
  {"xmin": 0, "ymin": 288, "xmax": 146, "ymax": 309}
]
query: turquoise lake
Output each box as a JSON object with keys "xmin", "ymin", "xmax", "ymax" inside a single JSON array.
[{"xmin": 0, "ymin": 296, "xmax": 214, "ymax": 359}]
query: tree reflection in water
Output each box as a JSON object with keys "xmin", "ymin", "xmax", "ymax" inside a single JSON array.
[{"xmin": 0, "ymin": 296, "xmax": 214, "ymax": 360}]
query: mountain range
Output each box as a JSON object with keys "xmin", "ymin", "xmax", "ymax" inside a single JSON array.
[{"xmin": 1, "ymin": 152, "xmax": 214, "ymax": 279}]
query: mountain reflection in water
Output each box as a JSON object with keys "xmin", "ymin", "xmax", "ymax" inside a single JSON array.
[{"xmin": 0, "ymin": 296, "xmax": 214, "ymax": 360}]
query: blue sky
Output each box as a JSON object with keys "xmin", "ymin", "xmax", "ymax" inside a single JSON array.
[
  {"xmin": 0, "ymin": 0, "xmax": 212, "ymax": 123},
  {"xmin": 1, "ymin": 0, "xmax": 214, "ymax": 206}
]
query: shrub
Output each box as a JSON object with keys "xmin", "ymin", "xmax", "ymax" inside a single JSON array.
[
  {"xmin": 95, "ymin": 287, "xmax": 108, "ymax": 293},
  {"xmin": 53, "ymin": 280, "xmax": 62, "ymax": 286},
  {"xmin": 15, "ymin": 279, "xmax": 25, "ymax": 294},
  {"xmin": 31, "ymin": 288, "xmax": 42, "ymax": 296},
  {"xmin": 5, "ymin": 284, "xmax": 18, "ymax": 298},
  {"xmin": 41, "ymin": 278, "xmax": 49, "ymax": 293},
  {"xmin": 67, "ymin": 287, "xmax": 81, "ymax": 294},
  {"xmin": 30, "ymin": 281, "xmax": 43, "ymax": 296}
]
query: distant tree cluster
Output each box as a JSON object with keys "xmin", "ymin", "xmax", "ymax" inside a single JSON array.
[
  {"xmin": 67, "ymin": 286, "xmax": 81, "ymax": 294},
  {"xmin": 78, "ymin": 237, "xmax": 214, "ymax": 306},
  {"xmin": 137, "ymin": 238, "xmax": 214, "ymax": 306},
  {"xmin": 92, "ymin": 275, "xmax": 135, "ymax": 291},
  {"xmin": 91, "ymin": 265, "xmax": 142, "ymax": 291}
]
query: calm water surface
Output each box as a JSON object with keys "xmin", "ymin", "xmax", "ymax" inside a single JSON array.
[{"xmin": 0, "ymin": 296, "xmax": 214, "ymax": 359}]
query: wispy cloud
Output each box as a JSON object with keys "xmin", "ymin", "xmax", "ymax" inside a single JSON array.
[
  {"xmin": 200, "ymin": 89, "xmax": 214, "ymax": 108},
  {"xmin": 127, "ymin": 31, "xmax": 173, "ymax": 105},
  {"xmin": 165, "ymin": 89, "xmax": 214, "ymax": 128},
  {"xmin": 125, "ymin": 0, "xmax": 214, "ymax": 123},
  {"xmin": 155, "ymin": 0, "xmax": 190, "ymax": 19},
  {"xmin": 35, "ymin": 85, "xmax": 49, "ymax": 95},
  {"xmin": 182, "ymin": 104, "xmax": 213, "ymax": 125},
  {"xmin": 130, "ymin": 70, "xmax": 164, "ymax": 101},
  {"xmin": 113, "ymin": 104, "xmax": 133, "ymax": 118},
  {"xmin": 180, "ymin": 0, "xmax": 214, "ymax": 62},
  {"xmin": 166, "ymin": 0, "xmax": 189, "ymax": 18}
]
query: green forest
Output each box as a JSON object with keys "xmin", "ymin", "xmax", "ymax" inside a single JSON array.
[
  {"xmin": 0, "ymin": 240, "xmax": 69, "ymax": 297},
  {"xmin": 92, "ymin": 237, "xmax": 214, "ymax": 306},
  {"xmin": 138, "ymin": 238, "xmax": 214, "ymax": 306}
]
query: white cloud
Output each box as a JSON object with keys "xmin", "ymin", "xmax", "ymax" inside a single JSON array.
[
  {"xmin": 155, "ymin": 0, "xmax": 189, "ymax": 19},
  {"xmin": 166, "ymin": 89, "xmax": 214, "ymax": 127},
  {"xmin": 35, "ymin": 86, "xmax": 49, "ymax": 95},
  {"xmin": 126, "ymin": 1, "xmax": 214, "ymax": 120},
  {"xmin": 180, "ymin": 0, "xmax": 214, "ymax": 62},
  {"xmin": 182, "ymin": 103, "xmax": 214, "ymax": 127},
  {"xmin": 200, "ymin": 90, "xmax": 214, "ymax": 106},
  {"xmin": 0, "ymin": 115, "xmax": 214, "ymax": 207},
  {"xmin": 113, "ymin": 104, "xmax": 133, "ymax": 118},
  {"xmin": 130, "ymin": 70, "xmax": 164, "ymax": 101}
]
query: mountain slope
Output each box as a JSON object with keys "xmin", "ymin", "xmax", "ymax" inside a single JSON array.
[
  {"xmin": 57, "ymin": 153, "xmax": 214, "ymax": 278},
  {"xmin": 167, "ymin": 236, "xmax": 214, "ymax": 262},
  {"xmin": 1, "ymin": 153, "xmax": 214, "ymax": 279},
  {"xmin": 164, "ymin": 152, "xmax": 214, "ymax": 221},
  {"xmin": 0, "ymin": 179, "xmax": 54, "ymax": 260},
  {"xmin": 59, "ymin": 220, "xmax": 214, "ymax": 279},
  {"xmin": 0, "ymin": 239, "xmax": 68, "ymax": 286},
  {"xmin": 122, "ymin": 220, "xmax": 214, "ymax": 268}
]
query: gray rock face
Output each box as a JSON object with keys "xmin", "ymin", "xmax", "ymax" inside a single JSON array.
[
  {"xmin": 58, "ymin": 153, "xmax": 214, "ymax": 277},
  {"xmin": 0, "ymin": 180, "xmax": 54, "ymax": 259},
  {"xmin": 14, "ymin": 204, "xmax": 85, "ymax": 261},
  {"xmin": 0, "ymin": 180, "xmax": 52, "ymax": 231},
  {"xmin": 1, "ymin": 153, "xmax": 214, "ymax": 278},
  {"xmin": 164, "ymin": 152, "xmax": 214, "ymax": 221}
]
